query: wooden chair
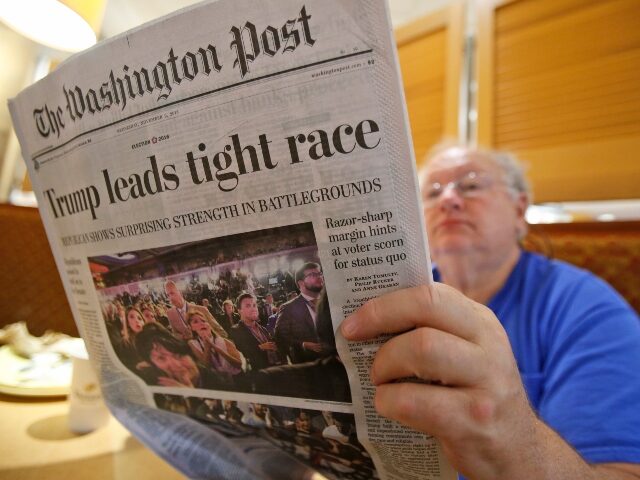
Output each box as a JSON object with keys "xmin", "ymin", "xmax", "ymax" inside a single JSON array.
[
  {"xmin": 524, "ymin": 221, "xmax": 640, "ymax": 313},
  {"xmin": 0, "ymin": 204, "xmax": 78, "ymax": 336}
]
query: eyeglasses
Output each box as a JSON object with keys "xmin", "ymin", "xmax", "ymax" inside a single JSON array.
[
  {"xmin": 422, "ymin": 171, "xmax": 501, "ymax": 208},
  {"xmin": 304, "ymin": 271, "xmax": 323, "ymax": 279}
]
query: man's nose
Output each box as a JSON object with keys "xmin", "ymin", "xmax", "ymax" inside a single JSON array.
[{"xmin": 437, "ymin": 184, "xmax": 464, "ymax": 211}]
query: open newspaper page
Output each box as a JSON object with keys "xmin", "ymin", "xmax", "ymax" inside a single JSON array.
[{"xmin": 9, "ymin": 1, "xmax": 456, "ymax": 479}]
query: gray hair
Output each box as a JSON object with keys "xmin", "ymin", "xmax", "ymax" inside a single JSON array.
[{"xmin": 422, "ymin": 141, "xmax": 533, "ymax": 206}]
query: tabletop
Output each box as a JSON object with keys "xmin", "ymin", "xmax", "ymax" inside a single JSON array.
[{"xmin": 0, "ymin": 393, "xmax": 185, "ymax": 480}]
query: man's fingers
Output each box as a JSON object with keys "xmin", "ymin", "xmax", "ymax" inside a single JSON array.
[
  {"xmin": 374, "ymin": 382, "xmax": 469, "ymax": 440},
  {"xmin": 341, "ymin": 283, "xmax": 487, "ymax": 342},
  {"xmin": 371, "ymin": 327, "xmax": 483, "ymax": 386}
]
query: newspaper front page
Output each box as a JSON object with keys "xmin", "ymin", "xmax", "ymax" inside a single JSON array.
[{"xmin": 9, "ymin": 1, "xmax": 456, "ymax": 479}]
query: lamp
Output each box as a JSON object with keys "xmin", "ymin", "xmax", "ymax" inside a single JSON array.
[
  {"xmin": 0, "ymin": 0, "xmax": 106, "ymax": 204},
  {"xmin": 0, "ymin": 0, "xmax": 106, "ymax": 53}
]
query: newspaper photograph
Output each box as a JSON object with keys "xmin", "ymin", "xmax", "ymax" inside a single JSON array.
[
  {"xmin": 8, "ymin": 0, "xmax": 456, "ymax": 478},
  {"xmin": 155, "ymin": 394, "xmax": 378, "ymax": 479},
  {"xmin": 92, "ymin": 222, "xmax": 351, "ymax": 403}
]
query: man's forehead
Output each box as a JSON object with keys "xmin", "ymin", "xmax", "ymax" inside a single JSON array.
[
  {"xmin": 423, "ymin": 148, "xmax": 499, "ymax": 179},
  {"xmin": 240, "ymin": 298, "xmax": 255, "ymax": 308}
]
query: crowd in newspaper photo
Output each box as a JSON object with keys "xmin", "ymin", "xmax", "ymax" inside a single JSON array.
[{"xmin": 91, "ymin": 222, "xmax": 351, "ymax": 402}]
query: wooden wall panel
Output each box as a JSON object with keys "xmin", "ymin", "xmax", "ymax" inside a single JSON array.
[
  {"xmin": 477, "ymin": 0, "xmax": 640, "ymax": 202},
  {"xmin": 398, "ymin": 29, "xmax": 446, "ymax": 164},
  {"xmin": 395, "ymin": 4, "xmax": 463, "ymax": 168}
]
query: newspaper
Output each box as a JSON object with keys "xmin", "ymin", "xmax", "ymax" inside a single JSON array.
[{"xmin": 8, "ymin": 1, "xmax": 456, "ymax": 479}]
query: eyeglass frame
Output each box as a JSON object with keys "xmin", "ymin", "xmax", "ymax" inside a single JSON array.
[{"xmin": 421, "ymin": 170, "xmax": 515, "ymax": 209}]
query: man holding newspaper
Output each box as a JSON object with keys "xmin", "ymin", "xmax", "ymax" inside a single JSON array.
[{"xmin": 342, "ymin": 145, "xmax": 640, "ymax": 480}]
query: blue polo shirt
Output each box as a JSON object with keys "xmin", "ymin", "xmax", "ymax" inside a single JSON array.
[{"xmin": 435, "ymin": 251, "xmax": 640, "ymax": 465}]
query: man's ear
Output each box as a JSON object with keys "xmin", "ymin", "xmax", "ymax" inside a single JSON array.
[
  {"xmin": 514, "ymin": 191, "xmax": 528, "ymax": 217},
  {"xmin": 514, "ymin": 192, "xmax": 529, "ymax": 239}
]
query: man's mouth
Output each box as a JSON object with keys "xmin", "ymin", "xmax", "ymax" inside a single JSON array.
[{"xmin": 436, "ymin": 218, "xmax": 471, "ymax": 230}]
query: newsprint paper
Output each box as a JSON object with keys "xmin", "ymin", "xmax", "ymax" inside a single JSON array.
[{"xmin": 9, "ymin": 1, "xmax": 456, "ymax": 479}]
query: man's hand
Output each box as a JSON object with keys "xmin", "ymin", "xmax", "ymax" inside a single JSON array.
[
  {"xmin": 339, "ymin": 283, "xmax": 640, "ymax": 480},
  {"xmin": 302, "ymin": 341, "xmax": 323, "ymax": 352}
]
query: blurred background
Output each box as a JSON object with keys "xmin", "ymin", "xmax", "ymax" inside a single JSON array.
[{"xmin": 0, "ymin": 0, "xmax": 639, "ymax": 338}]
